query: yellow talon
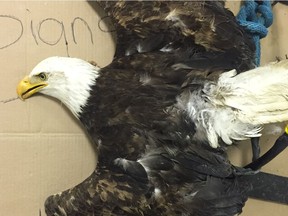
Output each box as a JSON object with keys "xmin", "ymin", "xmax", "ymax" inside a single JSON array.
[{"xmin": 285, "ymin": 125, "xmax": 288, "ymax": 134}]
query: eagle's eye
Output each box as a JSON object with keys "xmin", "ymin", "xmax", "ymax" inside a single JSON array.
[{"xmin": 38, "ymin": 72, "xmax": 47, "ymax": 81}]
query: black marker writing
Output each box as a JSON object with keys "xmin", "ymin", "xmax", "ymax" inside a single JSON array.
[
  {"xmin": 98, "ymin": 15, "xmax": 116, "ymax": 33},
  {"xmin": 71, "ymin": 17, "xmax": 94, "ymax": 44},
  {"xmin": 0, "ymin": 15, "xmax": 23, "ymax": 49},
  {"xmin": 30, "ymin": 20, "xmax": 38, "ymax": 45},
  {"xmin": 0, "ymin": 13, "xmax": 110, "ymax": 50},
  {"xmin": 38, "ymin": 18, "xmax": 64, "ymax": 46}
]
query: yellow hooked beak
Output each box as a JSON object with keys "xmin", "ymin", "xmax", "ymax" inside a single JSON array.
[{"xmin": 16, "ymin": 76, "xmax": 48, "ymax": 100}]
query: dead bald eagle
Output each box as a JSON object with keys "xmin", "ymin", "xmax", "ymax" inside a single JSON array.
[
  {"xmin": 15, "ymin": 1, "xmax": 288, "ymax": 216},
  {"xmin": 16, "ymin": 56, "xmax": 288, "ymax": 215}
]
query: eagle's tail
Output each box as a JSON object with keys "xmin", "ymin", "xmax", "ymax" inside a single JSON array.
[
  {"xmin": 197, "ymin": 60, "xmax": 288, "ymax": 147},
  {"xmin": 208, "ymin": 60, "xmax": 288, "ymax": 125}
]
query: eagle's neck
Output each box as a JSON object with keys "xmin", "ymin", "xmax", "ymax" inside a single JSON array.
[
  {"xmin": 66, "ymin": 75, "xmax": 99, "ymax": 119},
  {"xmin": 43, "ymin": 64, "xmax": 100, "ymax": 119}
]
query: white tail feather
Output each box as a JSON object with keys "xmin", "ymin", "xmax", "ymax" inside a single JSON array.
[
  {"xmin": 177, "ymin": 89, "xmax": 262, "ymax": 148},
  {"xmin": 179, "ymin": 60, "xmax": 288, "ymax": 148},
  {"xmin": 208, "ymin": 60, "xmax": 288, "ymax": 125}
]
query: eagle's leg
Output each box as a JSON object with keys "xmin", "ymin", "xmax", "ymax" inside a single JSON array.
[
  {"xmin": 251, "ymin": 137, "xmax": 261, "ymax": 161},
  {"xmin": 245, "ymin": 128, "xmax": 288, "ymax": 170}
]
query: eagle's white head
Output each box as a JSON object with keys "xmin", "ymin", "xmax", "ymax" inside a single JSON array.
[{"xmin": 17, "ymin": 56, "xmax": 100, "ymax": 118}]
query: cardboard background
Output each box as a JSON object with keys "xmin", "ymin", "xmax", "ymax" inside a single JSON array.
[
  {"xmin": 0, "ymin": 1, "xmax": 114, "ymax": 215},
  {"xmin": 0, "ymin": 1, "xmax": 287, "ymax": 215}
]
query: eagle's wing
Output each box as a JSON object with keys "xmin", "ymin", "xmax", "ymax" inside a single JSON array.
[
  {"xmin": 45, "ymin": 139, "xmax": 248, "ymax": 216},
  {"xmin": 96, "ymin": 0, "xmax": 255, "ymax": 71}
]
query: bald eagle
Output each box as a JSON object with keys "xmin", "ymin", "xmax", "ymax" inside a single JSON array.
[{"xmin": 16, "ymin": 1, "xmax": 288, "ymax": 216}]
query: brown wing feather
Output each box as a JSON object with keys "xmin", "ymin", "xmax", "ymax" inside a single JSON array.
[{"xmin": 96, "ymin": 0, "xmax": 255, "ymax": 72}]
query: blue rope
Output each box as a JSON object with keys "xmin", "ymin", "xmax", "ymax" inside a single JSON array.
[{"xmin": 236, "ymin": 0, "xmax": 273, "ymax": 66}]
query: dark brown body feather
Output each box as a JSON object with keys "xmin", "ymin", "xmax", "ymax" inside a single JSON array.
[{"xmin": 45, "ymin": 1, "xmax": 255, "ymax": 216}]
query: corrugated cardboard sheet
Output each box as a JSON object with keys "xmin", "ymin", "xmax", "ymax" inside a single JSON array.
[
  {"xmin": 0, "ymin": 1, "xmax": 114, "ymax": 215},
  {"xmin": 0, "ymin": 1, "xmax": 287, "ymax": 215}
]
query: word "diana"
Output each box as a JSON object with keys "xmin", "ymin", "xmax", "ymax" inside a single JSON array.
[{"xmin": 0, "ymin": 15, "xmax": 111, "ymax": 50}]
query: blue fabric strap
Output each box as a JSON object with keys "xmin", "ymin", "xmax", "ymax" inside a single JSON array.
[{"xmin": 236, "ymin": 0, "xmax": 273, "ymax": 66}]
